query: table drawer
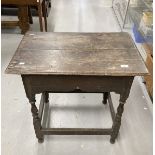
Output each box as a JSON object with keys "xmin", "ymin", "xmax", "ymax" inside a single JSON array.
[{"xmin": 22, "ymin": 75, "xmax": 133, "ymax": 94}]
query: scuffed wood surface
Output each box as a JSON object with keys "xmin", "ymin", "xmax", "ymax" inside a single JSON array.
[{"xmin": 5, "ymin": 32, "xmax": 148, "ymax": 76}]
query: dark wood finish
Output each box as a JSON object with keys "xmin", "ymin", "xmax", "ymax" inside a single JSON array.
[
  {"xmin": 5, "ymin": 32, "xmax": 148, "ymax": 143},
  {"xmin": 6, "ymin": 32, "xmax": 148, "ymax": 76},
  {"xmin": 108, "ymin": 94, "xmax": 115, "ymax": 122},
  {"xmin": 1, "ymin": 5, "xmax": 29, "ymax": 34},
  {"xmin": 30, "ymin": 100, "xmax": 44, "ymax": 143},
  {"xmin": 41, "ymin": 128, "xmax": 112, "ymax": 135},
  {"xmin": 42, "ymin": 1, "xmax": 48, "ymax": 31},
  {"xmin": 21, "ymin": 75, "xmax": 134, "ymax": 94},
  {"xmin": 1, "ymin": 0, "xmax": 47, "ymax": 33},
  {"xmin": 37, "ymin": 2, "xmax": 43, "ymax": 32},
  {"xmin": 1, "ymin": 0, "xmax": 38, "ymax": 5},
  {"xmin": 18, "ymin": 6, "xmax": 29, "ymax": 34},
  {"xmin": 28, "ymin": 6, "xmax": 33, "ymax": 24},
  {"xmin": 103, "ymin": 92, "xmax": 109, "ymax": 104},
  {"xmin": 44, "ymin": 92, "xmax": 49, "ymax": 103},
  {"xmin": 38, "ymin": 93, "xmax": 45, "ymax": 120},
  {"xmin": 110, "ymin": 102, "xmax": 124, "ymax": 144},
  {"xmin": 110, "ymin": 90, "xmax": 131, "ymax": 144},
  {"xmin": 30, "ymin": 92, "xmax": 113, "ymax": 136},
  {"xmin": 1, "ymin": 21, "xmax": 19, "ymax": 27},
  {"xmin": 21, "ymin": 74, "xmax": 134, "ymax": 144}
]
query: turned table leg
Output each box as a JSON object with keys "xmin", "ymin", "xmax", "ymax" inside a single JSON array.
[
  {"xmin": 42, "ymin": 0, "xmax": 48, "ymax": 31},
  {"xmin": 102, "ymin": 92, "xmax": 109, "ymax": 104},
  {"xmin": 18, "ymin": 6, "xmax": 30, "ymax": 34},
  {"xmin": 43, "ymin": 92, "xmax": 49, "ymax": 103},
  {"xmin": 110, "ymin": 94, "xmax": 128, "ymax": 144},
  {"xmin": 29, "ymin": 96, "xmax": 44, "ymax": 143}
]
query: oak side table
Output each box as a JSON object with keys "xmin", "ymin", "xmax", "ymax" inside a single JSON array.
[{"xmin": 5, "ymin": 32, "xmax": 148, "ymax": 143}]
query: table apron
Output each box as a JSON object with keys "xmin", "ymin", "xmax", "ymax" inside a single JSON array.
[{"xmin": 22, "ymin": 75, "xmax": 134, "ymax": 98}]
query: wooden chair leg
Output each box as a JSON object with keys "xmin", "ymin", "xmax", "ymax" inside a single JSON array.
[
  {"xmin": 102, "ymin": 92, "xmax": 109, "ymax": 104},
  {"xmin": 42, "ymin": 0, "xmax": 47, "ymax": 31},
  {"xmin": 37, "ymin": 3, "xmax": 44, "ymax": 31},
  {"xmin": 28, "ymin": 6, "xmax": 33, "ymax": 24},
  {"xmin": 18, "ymin": 6, "xmax": 30, "ymax": 34},
  {"xmin": 49, "ymin": 0, "xmax": 51, "ymax": 7}
]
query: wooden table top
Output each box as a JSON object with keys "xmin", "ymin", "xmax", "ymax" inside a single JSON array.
[
  {"xmin": 1, "ymin": 0, "xmax": 40, "ymax": 5},
  {"xmin": 6, "ymin": 32, "xmax": 148, "ymax": 76}
]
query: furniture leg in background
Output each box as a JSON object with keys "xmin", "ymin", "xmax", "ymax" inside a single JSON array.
[
  {"xmin": 1, "ymin": 5, "xmax": 30, "ymax": 34},
  {"xmin": 103, "ymin": 92, "xmax": 109, "ymax": 104},
  {"xmin": 28, "ymin": 6, "xmax": 33, "ymax": 24},
  {"xmin": 42, "ymin": 0, "xmax": 48, "ymax": 31},
  {"xmin": 37, "ymin": 0, "xmax": 44, "ymax": 31},
  {"xmin": 18, "ymin": 6, "xmax": 30, "ymax": 34}
]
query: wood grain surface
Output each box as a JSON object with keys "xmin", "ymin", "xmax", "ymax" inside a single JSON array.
[{"xmin": 5, "ymin": 32, "xmax": 148, "ymax": 76}]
